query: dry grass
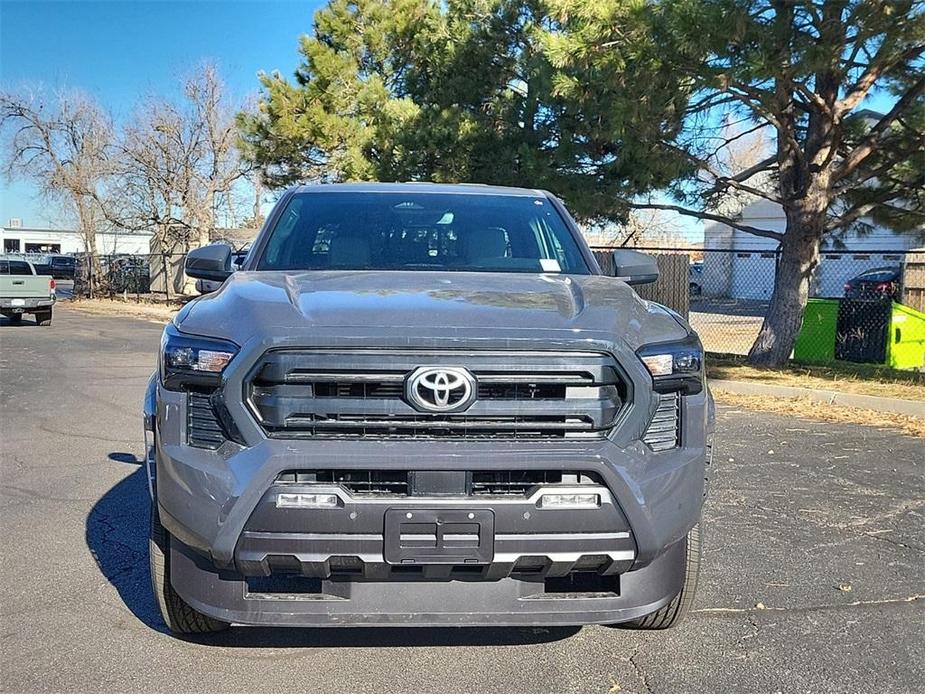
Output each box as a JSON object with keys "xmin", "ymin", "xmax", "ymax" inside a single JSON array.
[
  {"xmin": 713, "ymin": 389, "xmax": 925, "ymax": 439},
  {"xmin": 64, "ymin": 298, "xmax": 183, "ymax": 323},
  {"xmin": 707, "ymin": 356, "xmax": 925, "ymax": 402}
]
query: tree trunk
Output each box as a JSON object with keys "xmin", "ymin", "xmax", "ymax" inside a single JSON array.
[
  {"xmin": 162, "ymin": 252, "xmax": 171, "ymax": 302},
  {"xmin": 183, "ymin": 191, "xmax": 214, "ymax": 295},
  {"xmin": 746, "ymin": 210, "xmax": 823, "ymax": 367},
  {"xmin": 77, "ymin": 201, "xmax": 102, "ymax": 299}
]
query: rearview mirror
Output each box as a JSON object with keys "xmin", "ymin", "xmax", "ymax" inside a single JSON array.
[
  {"xmin": 185, "ymin": 244, "xmax": 232, "ymax": 283},
  {"xmin": 612, "ymin": 250, "xmax": 659, "ymax": 285}
]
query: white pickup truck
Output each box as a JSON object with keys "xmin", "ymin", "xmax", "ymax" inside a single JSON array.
[{"xmin": 0, "ymin": 258, "xmax": 56, "ymax": 326}]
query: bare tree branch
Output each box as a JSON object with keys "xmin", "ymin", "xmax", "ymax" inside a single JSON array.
[
  {"xmin": 625, "ymin": 199, "xmax": 783, "ymax": 241},
  {"xmin": 1, "ymin": 88, "xmax": 113, "ymax": 295}
]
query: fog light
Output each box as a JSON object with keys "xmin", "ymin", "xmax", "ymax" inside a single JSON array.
[
  {"xmin": 276, "ymin": 493, "xmax": 339, "ymax": 509},
  {"xmin": 539, "ymin": 493, "xmax": 600, "ymax": 509}
]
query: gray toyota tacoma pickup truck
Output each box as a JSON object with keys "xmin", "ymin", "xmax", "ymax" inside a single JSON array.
[{"xmin": 144, "ymin": 183, "xmax": 714, "ymax": 634}]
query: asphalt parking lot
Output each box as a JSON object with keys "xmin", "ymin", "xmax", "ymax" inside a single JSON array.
[
  {"xmin": 690, "ymin": 299, "xmax": 769, "ymax": 356},
  {"xmin": 1, "ymin": 307, "xmax": 923, "ymax": 694}
]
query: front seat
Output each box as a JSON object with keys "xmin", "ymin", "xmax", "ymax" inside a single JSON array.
[
  {"xmin": 465, "ymin": 227, "xmax": 509, "ymax": 265},
  {"xmin": 328, "ymin": 232, "xmax": 372, "ymax": 267}
]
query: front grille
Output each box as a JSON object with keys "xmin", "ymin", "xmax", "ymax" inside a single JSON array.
[
  {"xmin": 268, "ymin": 414, "xmax": 597, "ymax": 439},
  {"xmin": 313, "ymin": 381, "xmax": 405, "ymax": 398},
  {"xmin": 642, "ymin": 392, "xmax": 680, "ymax": 451},
  {"xmin": 187, "ymin": 391, "xmax": 226, "ymax": 449},
  {"xmin": 275, "ymin": 469, "xmax": 605, "ymax": 497},
  {"xmin": 276, "ymin": 469, "xmax": 410, "ymax": 496},
  {"xmin": 246, "ymin": 350, "xmax": 625, "ymax": 440},
  {"xmin": 470, "ymin": 470, "xmax": 604, "ymax": 495}
]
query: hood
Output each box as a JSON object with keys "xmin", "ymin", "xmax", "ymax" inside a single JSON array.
[{"xmin": 175, "ymin": 270, "xmax": 688, "ymax": 350}]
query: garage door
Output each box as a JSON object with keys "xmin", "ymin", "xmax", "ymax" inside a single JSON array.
[{"xmin": 731, "ymin": 252, "xmax": 776, "ymax": 299}]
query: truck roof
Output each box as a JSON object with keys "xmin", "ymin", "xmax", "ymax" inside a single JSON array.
[{"xmin": 292, "ymin": 182, "xmax": 550, "ymax": 197}]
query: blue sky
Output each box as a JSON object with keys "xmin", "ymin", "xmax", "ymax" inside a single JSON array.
[
  {"xmin": 0, "ymin": 1, "xmax": 898, "ymax": 239},
  {"xmin": 1, "ymin": 0, "xmax": 324, "ymax": 226}
]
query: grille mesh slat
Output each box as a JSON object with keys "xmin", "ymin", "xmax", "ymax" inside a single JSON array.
[
  {"xmin": 276, "ymin": 469, "xmax": 411, "ymax": 495},
  {"xmin": 187, "ymin": 391, "xmax": 226, "ymax": 449},
  {"xmin": 642, "ymin": 393, "xmax": 680, "ymax": 451},
  {"xmin": 247, "ymin": 350, "xmax": 625, "ymax": 440}
]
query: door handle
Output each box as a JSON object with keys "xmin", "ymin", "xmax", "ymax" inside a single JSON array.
[{"xmin": 12, "ymin": 280, "xmax": 24, "ymax": 285}]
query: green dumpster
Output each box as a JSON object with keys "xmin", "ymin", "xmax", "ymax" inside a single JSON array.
[
  {"xmin": 794, "ymin": 299, "xmax": 839, "ymax": 363},
  {"xmin": 888, "ymin": 303, "xmax": 925, "ymax": 371},
  {"xmin": 794, "ymin": 298, "xmax": 925, "ymax": 370}
]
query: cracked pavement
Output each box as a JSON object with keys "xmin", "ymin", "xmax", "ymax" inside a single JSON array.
[{"xmin": 1, "ymin": 307, "xmax": 923, "ymax": 693}]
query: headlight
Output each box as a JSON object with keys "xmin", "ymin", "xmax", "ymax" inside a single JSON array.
[
  {"xmin": 160, "ymin": 323, "xmax": 238, "ymax": 391},
  {"xmin": 637, "ymin": 333, "xmax": 704, "ymax": 395}
]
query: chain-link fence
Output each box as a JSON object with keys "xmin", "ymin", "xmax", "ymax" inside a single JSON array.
[
  {"xmin": 19, "ymin": 243, "xmax": 925, "ymax": 371},
  {"xmin": 70, "ymin": 248, "xmax": 253, "ymax": 298},
  {"xmin": 592, "ymin": 245, "xmax": 924, "ymax": 371},
  {"xmin": 71, "ymin": 252, "xmax": 190, "ymax": 298}
]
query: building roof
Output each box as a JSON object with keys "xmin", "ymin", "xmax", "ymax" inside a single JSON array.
[{"xmin": 1, "ymin": 226, "xmax": 152, "ymax": 236}]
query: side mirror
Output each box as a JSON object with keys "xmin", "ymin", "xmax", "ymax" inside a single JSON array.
[
  {"xmin": 612, "ymin": 250, "xmax": 659, "ymax": 285},
  {"xmin": 185, "ymin": 244, "xmax": 232, "ymax": 283}
]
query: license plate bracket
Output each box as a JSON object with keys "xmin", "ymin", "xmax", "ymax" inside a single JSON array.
[{"xmin": 384, "ymin": 508, "xmax": 494, "ymax": 565}]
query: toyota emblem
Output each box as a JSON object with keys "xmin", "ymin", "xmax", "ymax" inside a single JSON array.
[{"xmin": 405, "ymin": 366, "xmax": 477, "ymax": 413}]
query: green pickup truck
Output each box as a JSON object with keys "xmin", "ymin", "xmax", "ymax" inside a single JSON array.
[{"xmin": 0, "ymin": 258, "xmax": 56, "ymax": 326}]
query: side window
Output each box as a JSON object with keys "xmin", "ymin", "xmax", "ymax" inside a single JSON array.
[
  {"xmin": 10, "ymin": 261, "xmax": 33, "ymax": 275},
  {"xmin": 0, "ymin": 261, "xmax": 8, "ymax": 274},
  {"xmin": 262, "ymin": 199, "xmax": 303, "ymax": 267}
]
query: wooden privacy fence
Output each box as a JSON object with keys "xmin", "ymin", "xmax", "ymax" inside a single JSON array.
[
  {"xmin": 903, "ymin": 249, "xmax": 925, "ymax": 313},
  {"xmin": 592, "ymin": 250, "xmax": 690, "ymax": 319}
]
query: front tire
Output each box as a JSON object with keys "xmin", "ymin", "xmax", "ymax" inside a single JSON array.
[
  {"xmin": 149, "ymin": 504, "xmax": 228, "ymax": 634},
  {"xmin": 624, "ymin": 524, "xmax": 701, "ymax": 630}
]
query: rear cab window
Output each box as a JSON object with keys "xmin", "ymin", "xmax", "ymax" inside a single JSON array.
[{"xmin": 0, "ymin": 261, "xmax": 34, "ymax": 275}]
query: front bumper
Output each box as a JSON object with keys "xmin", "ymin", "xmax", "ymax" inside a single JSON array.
[
  {"xmin": 152, "ymin": 386, "xmax": 710, "ymax": 627},
  {"xmin": 169, "ymin": 531, "xmax": 687, "ymax": 627},
  {"xmin": 235, "ymin": 480, "xmax": 637, "ymax": 576}
]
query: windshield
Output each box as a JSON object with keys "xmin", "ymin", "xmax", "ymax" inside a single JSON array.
[{"xmin": 256, "ymin": 191, "xmax": 590, "ymax": 274}]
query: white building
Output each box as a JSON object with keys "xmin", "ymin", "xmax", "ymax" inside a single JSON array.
[
  {"xmin": 1, "ymin": 224, "xmax": 153, "ymax": 256},
  {"xmin": 702, "ymin": 198, "xmax": 921, "ymax": 300}
]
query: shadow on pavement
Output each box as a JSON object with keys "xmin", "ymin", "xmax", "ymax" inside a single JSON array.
[
  {"xmin": 188, "ymin": 624, "xmax": 580, "ymax": 649},
  {"xmin": 0, "ymin": 315, "xmax": 41, "ymax": 327},
  {"xmin": 85, "ymin": 459, "xmax": 166, "ymax": 633},
  {"xmin": 86, "ymin": 454, "xmax": 580, "ymax": 648},
  {"xmin": 690, "ymin": 298, "xmax": 769, "ymax": 317}
]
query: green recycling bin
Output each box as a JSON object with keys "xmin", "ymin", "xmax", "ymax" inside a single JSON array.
[
  {"xmin": 794, "ymin": 298, "xmax": 925, "ymax": 370},
  {"xmin": 794, "ymin": 299, "xmax": 839, "ymax": 363},
  {"xmin": 888, "ymin": 303, "xmax": 925, "ymax": 371}
]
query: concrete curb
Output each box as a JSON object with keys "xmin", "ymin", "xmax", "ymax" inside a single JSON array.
[{"xmin": 709, "ymin": 379, "xmax": 925, "ymax": 418}]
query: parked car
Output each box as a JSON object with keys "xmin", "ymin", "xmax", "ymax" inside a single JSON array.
[
  {"xmin": 689, "ymin": 261, "xmax": 704, "ymax": 296},
  {"xmin": 144, "ymin": 183, "xmax": 714, "ymax": 634},
  {"xmin": 0, "ymin": 257, "xmax": 55, "ymax": 325},
  {"xmin": 47, "ymin": 254, "xmax": 77, "ymax": 280},
  {"xmin": 843, "ymin": 266, "xmax": 901, "ymax": 302}
]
